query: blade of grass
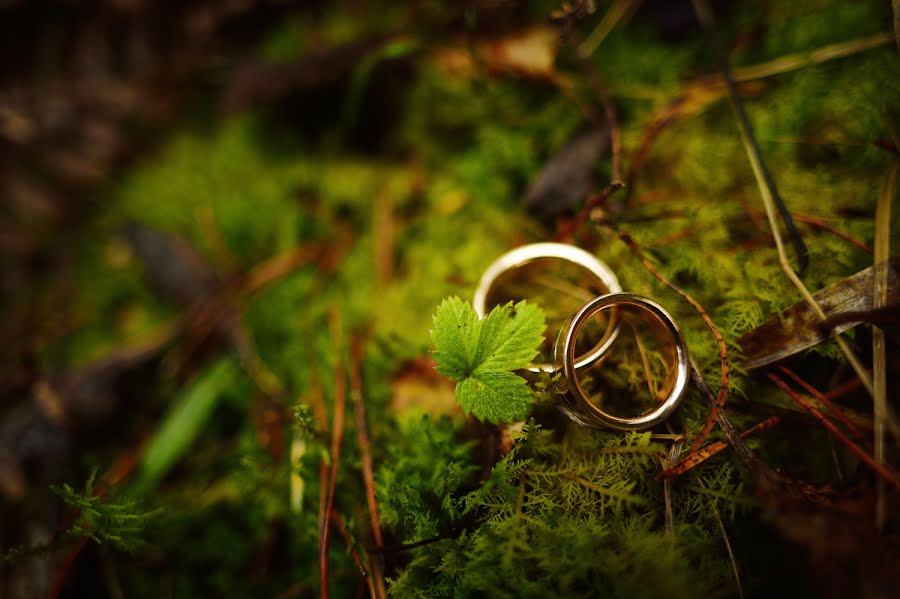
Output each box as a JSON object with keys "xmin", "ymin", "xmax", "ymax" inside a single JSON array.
[
  {"xmin": 577, "ymin": 0, "xmax": 640, "ymax": 58},
  {"xmin": 873, "ymin": 161, "xmax": 897, "ymax": 529},
  {"xmin": 129, "ymin": 357, "xmax": 237, "ymax": 496},
  {"xmin": 731, "ymin": 32, "xmax": 892, "ymax": 82}
]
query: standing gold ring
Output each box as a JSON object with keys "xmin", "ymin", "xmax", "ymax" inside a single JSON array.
[{"xmin": 558, "ymin": 293, "xmax": 690, "ymax": 430}]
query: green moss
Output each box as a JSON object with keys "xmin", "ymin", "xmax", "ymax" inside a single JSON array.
[{"xmin": 32, "ymin": 0, "xmax": 897, "ymax": 595}]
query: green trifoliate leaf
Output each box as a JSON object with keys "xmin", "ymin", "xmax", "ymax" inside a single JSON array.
[
  {"xmin": 474, "ymin": 299, "xmax": 546, "ymax": 374},
  {"xmin": 457, "ymin": 371, "xmax": 534, "ymax": 422},
  {"xmin": 431, "ymin": 296, "xmax": 480, "ymax": 381},
  {"xmin": 431, "ymin": 297, "xmax": 545, "ymax": 423}
]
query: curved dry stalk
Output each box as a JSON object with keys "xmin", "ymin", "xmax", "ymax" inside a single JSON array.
[
  {"xmin": 596, "ymin": 221, "xmax": 730, "ymax": 454},
  {"xmin": 731, "ymin": 32, "xmax": 892, "ymax": 82},
  {"xmin": 736, "ymin": 115, "xmax": 871, "ymax": 387}
]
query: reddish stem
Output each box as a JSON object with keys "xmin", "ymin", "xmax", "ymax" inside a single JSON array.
[
  {"xmin": 319, "ymin": 309, "xmax": 347, "ymax": 599},
  {"xmin": 778, "ymin": 367, "xmax": 869, "ymax": 444},
  {"xmin": 767, "ymin": 372, "xmax": 900, "ymax": 492}
]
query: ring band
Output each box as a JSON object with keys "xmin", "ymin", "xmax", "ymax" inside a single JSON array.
[
  {"xmin": 561, "ymin": 293, "xmax": 689, "ymax": 430},
  {"xmin": 473, "ymin": 243, "xmax": 622, "ymax": 373}
]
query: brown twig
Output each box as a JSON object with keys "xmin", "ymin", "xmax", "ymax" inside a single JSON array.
[
  {"xmin": 331, "ymin": 511, "xmax": 374, "ymax": 597},
  {"xmin": 349, "ymin": 333, "xmax": 386, "ymax": 599},
  {"xmin": 766, "ymin": 373, "xmax": 900, "ymax": 493},
  {"xmin": 595, "ymin": 219, "xmax": 730, "ymax": 453},
  {"xmin": 689, "ymin": 362, "xmax": 764, "ymax": 476},
  {"xmin": 556, "ymin": 183, "xmax": 625, "ymax": 242},
  {"xmin": 582, "ymin": 65, "xmax": 623, "ymax": 185},
  {"xmin": 781, "ymin": 212, "xmax": 873, "ymax": 254},
  {"xmin": 662, "ymin": 416, "xmax": 781, "ymax": 479},
  {"xmin": 319, "ymin": 309, "xmax": 347, "ymax": 599},
  {"xmin": 778, "ymin": 367, "xmax": 868, "ymax": 444},
  {"xmin": 824, "ymin": 375, "xmax": 864, "ymax": 402},
  {"xmin": 241, "ymin": 244, "xmax": 328, "ymax": 295},
  {"xmin": 317, "ymin": 458, "xmax": 328, "ymax": 548}
]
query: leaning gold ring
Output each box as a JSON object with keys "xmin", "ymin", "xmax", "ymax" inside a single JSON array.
[{"xmin": 473, "ymin": 242, "xmax": 622, "ymax": 373}]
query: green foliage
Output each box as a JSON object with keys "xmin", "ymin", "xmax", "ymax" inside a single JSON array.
[
  {"xmin": 376, "ymin": 414, "xmax": 476, "ymax": 542},
  {"xmin": 52, "ymin": 471, "xmax": 160, "ymax": 553},
  {"xmin": 387, "ymin": 424, "xmax": 738, "ymax": 597},
  {"xmin": 432, "ymin": 297, "xmax": 546, "ymax": 422},
  {"xmin": 29, "ymin": 0, "xmax": 896, "ymax": 595}
]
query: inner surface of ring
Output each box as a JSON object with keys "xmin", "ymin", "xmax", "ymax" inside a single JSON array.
[
  {"xmin": 482, "ymin": 256, "xmax": 617, "ymax": 368},
  {"xmin": 563, "ymin": 301, "xmax": 679, "ymax": 420}
]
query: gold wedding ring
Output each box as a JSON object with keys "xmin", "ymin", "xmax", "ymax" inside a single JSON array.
[
  {"xmin": 474, "ymin": 243, "xmax": 622, "ymax": 373},
  {"xmin": 558, "ymin": 293, "xmax": 689, "ymax": 430},
  {"xmin": 474, "ymin": 244, "xmax": 689, "ymax": 430}
]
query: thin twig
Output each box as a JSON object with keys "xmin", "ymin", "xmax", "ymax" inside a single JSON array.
[
  {"xmin": 331, "ymin": 511, "xmax": 376, "ymax": 598},
  {"xmin": 873, "ymin": 161, "xmax": 897, "ymax": 529},
  {"xmin": 350, "ymin": 334, "xmax": 383, "ymax": 548},
  {"xmin": 662, "ymin": 416, "xmax": 781, "ymax": 479},
  {"xmin": 689, "ymin": 361, "xmax": 763, "ymax": 476},
  {"xmin": 779, "ymin": 212, "xmax": 873, "ymax": 254},
  {"xmin": 349, "ymin": 333, "xmax": 386, "ymax": 599},
  {"xmin": 317, "ymin": 458, "xmax": 328, "ymax": 549},
  {"xmin": 595, "ymin": 220, "xmax": 730, "ymax": 454},
  {"xmin": 583, "ymin": 65, "xmax": 623, "ymax": 185},
  {"xmin": 693, "ymin": 475, "xmax": 744, "ymax": 599},
  {"xmin": 766, "ymin": 373, "xmax": 900, "ymax": 493},
  {"xmin": 241, "ymin": 244, "xmax": 328, "ymax": 295},
  {"xmin": 778, "ymin": 367, "xmax": 868, "ymax": 444},
  {"xmin": 824, "ymin": 375, "xmax": 865, "ymax": 402},
  {"xmin": 320, "ymin": 309, "xmax": 347, "ymax": 599}
]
